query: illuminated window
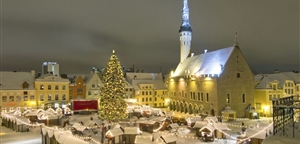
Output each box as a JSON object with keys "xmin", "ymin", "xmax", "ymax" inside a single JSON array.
[
  {"xmin": 30, "ymin": 95, "xmax": 34, "ymax": 101},
  {"xmin": 40, "ymin": 85, "xmax": 44, "ymax": 90},
  {"xmin": 9, "ymin": 96, "xmax": 14, "ymax": 102},
  {"xmin": 16, "ymin": 96, "xmax": 21, "ymax": 101},
  {"xmin": 77, "ymin": 88, "xmax": 82, "ymax": 93},
  {"xmin": 88, "ymin": 91, "xmax": 91, "ymax": 95},
  {"xmin": 40, "ymin": 95, "xmax": 44, "ymax": 101},
  {"xmin": 62, "ymin": 94, "xmax": 66, "ymax": 100},
  {"xmin": 48, "ymin": 85, "xmax": 51, "ymax": 90},
  {"xmin": 62, "ymin": 85, "xmax": 66, "ymax": 90},
  {"xmin": 226, "ymin": 94, "xmax": 230, "ymax": 103},
  {"xmin": 55, "ymin": 94, "xmax": 59, "ymax": 100},
  {"xmin": 48, "ymin": 94, "xmax": 51, "ymax": 101},
  {"xmin": 197, "ymin": 93, "xmax": 200, "ymax": 101},
  {"xmin": 23, "ymin": 95, "xmax": 28, "ymax": 101},
  {"xmin": 55, "ymin": 85, "xmax": 59, "ymax": 90}
]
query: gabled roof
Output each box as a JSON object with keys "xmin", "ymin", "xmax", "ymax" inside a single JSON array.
[
  {"xmin": 173, "ymin": 47, "xmax": 235, "ymax": 77},
  {"xmin": 255, "ymin": 72, "xmax": 300, "ymax": 89},
  {"xmin": 0, "ymin": 71, "xmax": 35, "ymax": 90},
  {"xmin": 131, "ymin": 80, "xmax": 167, "ymax": 90},
  {"xmin": 126, "ymin": 73, "xmax": 163, "ymax": 83}
]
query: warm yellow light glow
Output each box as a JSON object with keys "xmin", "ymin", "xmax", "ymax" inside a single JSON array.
[
  {"xmin": 128, "ymin": 99, "xmax": 136, "ymax": 103},
  {"xmin": 165, "ymin": 99, "xmax": 170, "ymax": 103},
  {"xmin": 204, "ymin": 77, "xmax": 212, "ymax": 81},
  {"xmin": 264, "ymin": 106, "xmax": 269, "ymax": 111},
  {"xmin": 30, "ymin": 101, "xmax": 35, "ymax": 105}
]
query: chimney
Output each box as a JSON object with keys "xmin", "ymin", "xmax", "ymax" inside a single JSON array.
[{"xmin": 30, "ymin": 70, "xmax": 35, "ymax": 78}]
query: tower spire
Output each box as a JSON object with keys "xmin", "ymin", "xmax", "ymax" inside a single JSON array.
[
  {"xmin": 234, "ymin": 27, "xmax": 239, "ymax": 47},
  {"xmin": 179, "ymin": 0, "xmax": 192, "ymax": 63},
  {"xmin": 179, "ymin": 0, "xmax": 192, "ymax": 32}
]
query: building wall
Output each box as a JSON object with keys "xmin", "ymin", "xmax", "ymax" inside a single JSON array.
[
  {"xmin": 69, "ymin": 76, "xmax": 86, "ymax": 100},
  {"xmin": 135, "ymin": 84, "xmax": 154, "ymax": 107},
  {"xmin": 0, "ymin": 90, "xmax": 36, "ymax": 112},
  {"xmin": 217, "ymin": 48, "xmax": 255, "ymax": 117},
  {"xmin": 35, "ymin": 76, "xmax": 69, "ymax": 109},
  {"xmin": 85, "ymin": 73, "xmax": 102, "ymax": 99}
]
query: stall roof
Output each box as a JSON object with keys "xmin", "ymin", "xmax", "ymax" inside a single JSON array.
[
  {"xmin": 124, "ymin": 127, "xmax": 140, "ymax": 134},
  {"xmin": 193, "ymin": 121, "xmax": 208, "ymax": 128},
  {"xmin": 138, "ymin": 120, "xmax": 156, "ymax": 125},
  {"xmin": 107, "ymin": 128, "xmax": 124, "ymax": 137},
  {"xmin": 169, "ymin": 123, "xmax": 180, "ymax": 129},
  {"xmin": 199, "ymin": 124, "xmax": 215, "ymax": 132},
  {"xmin": 204, "ymin": 116, "xmax": 218, "ymax": 123},
  {"xmin": 134, "ymin": 135, "xmax": 153, "ymax": 144},
  {"xmin": 161, "ymin": 134, "xmax": 177, "ymax": 143}
]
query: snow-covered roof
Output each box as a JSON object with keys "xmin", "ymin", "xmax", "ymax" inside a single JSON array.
[
  {"xmin": 126, "ymin": 73, "xmax": 163, "ymax": 82},
  {"xmin": 0, "ymin": 71, "xmax": 35, "ymax": 90},
  {"xmin": 169, "ymin": 123, "xmax": 180, "ymax": 129},
  {"xmin": 199, "ymin": 124, "xmax": 215, "ymax": 132},
  {"xmin": 193, "ymin": 121, "xmax": 208, "ymax": 128},
  {"xmin": 124, "ymin": 127, "xmax": 140, "ymax": 134},
  {"xmin": 134, "ymin": 135, "xmax": 153, "ymax": 144},
  {"xmin": 255, "ymin": 72, "xmax": 300, "ymax": 89},
  {"xmin": 173, "ymin": 47, "xmax": 235, "ymax": 77},
  {"xmin": 161, "ymin": 134, "xmax": 177, "ymax": 143},
  {"xmin": 131, "ymin": 80, "xmax": 167, "ymax": 90},
  {"xmin": 106, "ymin": 128, "xmax": 123, "ymax": 137}
]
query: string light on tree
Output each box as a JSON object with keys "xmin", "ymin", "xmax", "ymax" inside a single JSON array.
[{"xmin": 99, "ymin": 50, "xmax": 128, "ymax": 121}]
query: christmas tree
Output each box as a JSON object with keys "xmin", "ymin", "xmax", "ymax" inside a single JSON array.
[{"xmin": 99, "ymin": 50, "xmax": 128, "ymax": 121}]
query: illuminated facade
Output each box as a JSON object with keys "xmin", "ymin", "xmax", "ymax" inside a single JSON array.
[
  {"xmin": 69, "ymin": 75, "xmax": 86, "ymax": 100},
  {"xmin": 126, "ymin": 73, "xmax": 168, "ymax": 108},
  {"xmin": 35, "ymin": 74, "xmax": 70, "ymax": 109},
  {"xmin": 167, "ymin": 0, "xmax": 254, "ymax": 117},
  {"xmin": 254, "ymin": 71, "xmax": 300, "ymax": 117},
  {"xmin": 0, "ymin": 71, "xmax": 36, "ymax": 112},
  {"xmin": 85, "ymin": 72, "xmax": 103, "ymax": 99}
]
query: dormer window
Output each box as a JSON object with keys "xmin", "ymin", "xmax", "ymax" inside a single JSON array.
[{"xmin": 22, "ymin": 81, "xmax": 29, "ymax": 89}]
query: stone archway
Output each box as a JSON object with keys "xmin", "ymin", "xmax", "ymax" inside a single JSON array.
[
  {"xmin": 211, "ymin": 108, "xmax": 215, "ymax": 116},
  {"xmin": 199, "ymin": 105, "xmax": 204, "ymax": 114},
  {"xmin": 194, "ymin": 104, "xmax": 199, "ymax": 115},
  {"xmin": 184, "ymin": 103, "xmax": 188, "ymax": 113},
  {"xmin": 180, "ymin": 102, "xmax": 184, "ymax": 112},
  {"xmin": 176, "ymin": 101, "xmax": 180, "ymax": 111},
  {"xmin": 188, "ymin": 103, "xmax": 193, "ymax": 114},
  {"xmin": 169, "ymin": 101, "xmax": 173, "ymax": 111}
]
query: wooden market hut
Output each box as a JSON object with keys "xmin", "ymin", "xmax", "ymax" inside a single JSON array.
[
  {"xmin": 192, "ymin": 121, "xmax": 208, "ymax": 137},
  {"xmin": 161, "ymin": 134, "xmax": 177, "ymax": 144},
  {"xmin": 187, "ymin": 116, "xmax": 202, "ymax": 128},
  {"xmin": 123, "ymin": 127, "xmax": 141, "ymax": 144},
  {"xmin": 15, "ymin": 116, "xmax": 30, "ymax": 132},
  {"xmin": 199, "ymin": 125, "xmax": 215, "ymax": 142},
  {"xmin": 138, "ymin": 120, "xmax": 157, "ymax": 133},
  {"xmin": 221, "ymin": 106, "xmax": 236, "ymax": 122},
  {"xmin": 106, "ymin": 128, "xmax": 124, "ymax": 144},
  {"xmin": 213, "ymin": 123, "xmax": 231, "ymax": 139}
]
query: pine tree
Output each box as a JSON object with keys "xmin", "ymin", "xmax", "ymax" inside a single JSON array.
[{"xmin": 99, "ymin": 50, "xmax": 128, "ymax": 121}]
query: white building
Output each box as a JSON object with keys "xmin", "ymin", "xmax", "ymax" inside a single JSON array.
[{"xmin": 42, "ymin": 62, "xmax": 59, "ymax": 76}]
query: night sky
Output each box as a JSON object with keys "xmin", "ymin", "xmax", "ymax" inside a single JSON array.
[{"xmin": 1, "ymin": 0, "xmax": 299, "ymax": 74}]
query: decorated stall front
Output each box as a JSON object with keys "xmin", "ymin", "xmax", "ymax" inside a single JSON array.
[
  {"xmin": 123, "ymin": 127, "xmax": 141, "ymax": 144},
  {"xmin": 221, "ymin": 106, "xmax": 236, "ymax": 122},
  {"xmin": 106, "ymin": 128, "xmax": 124, "ymax": 144},
  {"xmin": 192, "ymin": 121, "xmax": 208, "ymax": 137},
  {"xmin": 199, "ymin": 125, "xmax": 215, "ymax": 142}
]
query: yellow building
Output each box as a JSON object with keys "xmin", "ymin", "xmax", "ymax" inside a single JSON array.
[
  {"xmin": 126, "ymin": 73, "xmax": 168, "ymax": 108},
  {"xmin": 0, "ymin": 71, "xmax": 36, "ymax": 112},
  {"xmin": 35, "ymin": 74, "xmax": 70, "ymax": 109},
  {"xmin": 254, "ymin": 71, "xmax": 300, "ymax": 117}
]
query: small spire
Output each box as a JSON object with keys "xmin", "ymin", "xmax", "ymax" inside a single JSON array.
[
  {"xmin": 112, "ymin": 50, "xmax": 115, "ymax": 54},
  {"xmin": 234, "ymin": 27, "xmax": 239, "ymax": 47}
]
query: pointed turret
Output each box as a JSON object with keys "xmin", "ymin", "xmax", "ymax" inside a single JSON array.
[
  {"xmin": 179, "ymin": 0, "xmax": 192, "ymax": 63},
  {"xmin": 234, "ymin": 28, "xmax": 239, "ymax": 48}
]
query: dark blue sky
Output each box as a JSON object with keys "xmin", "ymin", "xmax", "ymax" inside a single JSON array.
[{"xmin": 1, "ymin": 0, "xmax": 299, "ymax": 74}]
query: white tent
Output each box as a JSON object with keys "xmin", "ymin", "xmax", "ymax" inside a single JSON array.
[{"xmin": 134, "ymin": 135, "xmax": 153, "ymax": 144}]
